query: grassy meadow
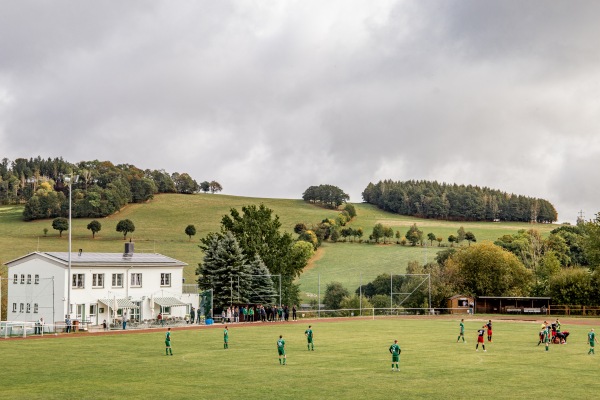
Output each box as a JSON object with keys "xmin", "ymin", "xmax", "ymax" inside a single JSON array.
[
  {"xmin": 1, "ymin": 193, "xmax": 558, "ymax": 311},
  {"xmin": 0, "ymin": 317, "xmax": 597, "ymax": 399}
]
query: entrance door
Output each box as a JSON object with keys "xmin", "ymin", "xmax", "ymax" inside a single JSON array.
[
  {"xmin": 89, "ymin": 304, "xmax": 98, "ymax": 325},
  {"xmin": 130, "ymin": 302, "xmax": 141, "ymax": 322},
  {"xmin": 76, "ymin": 304, "xmax": 85, "ymax": 323}
]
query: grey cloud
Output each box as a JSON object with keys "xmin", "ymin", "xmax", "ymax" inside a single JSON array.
[{"xmin": 1, "ymin": 1, "xmax": 599, "ymax": 221}]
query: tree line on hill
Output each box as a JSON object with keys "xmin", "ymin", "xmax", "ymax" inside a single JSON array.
[
  {"xmin": 0, "ymin": 157, "xmax": 222, "ymax": 220},
  {"xmin": 321, "ymin": 213, "xmax": 600, "ymax": 309},
  {"xmin": 362, "ymin": 179, "xmax": 558, "ymax": 223}
]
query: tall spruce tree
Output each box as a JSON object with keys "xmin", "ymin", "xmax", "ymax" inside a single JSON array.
[
  {"xmin": 247, "ymin": 255, "xmax": 278, "ymax": 305},
  {"xmin": 196, "ymin": 232, "xmax": 252, "ymax": 309}
]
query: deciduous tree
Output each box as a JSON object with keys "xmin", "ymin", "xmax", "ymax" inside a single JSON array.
[
  {"xmin": 185, "ymin": 224, "xmax": 197, "ymax": 241},
  {"xmin": 87, "ymin": 220, "xmax": 102, "ymax": 238},
  {"xmin": 116, "ymin": 219, "xmax": 135, "ymax": 240},
  {"xmin": 52, "ymin": 217, "xmax": 68, "ymax": 237}
]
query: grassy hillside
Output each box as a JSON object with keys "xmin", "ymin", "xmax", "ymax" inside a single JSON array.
[{"xmin": 1, "ymin": 193, "xmax": 557, "ymax": 306}]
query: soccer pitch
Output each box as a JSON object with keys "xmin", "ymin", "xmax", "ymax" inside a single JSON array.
[{"xmin": 1, "ymin": 317, "xmax": 597, "ymax": 399}]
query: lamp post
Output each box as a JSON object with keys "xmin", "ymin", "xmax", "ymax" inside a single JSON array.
[{"xmin": 65, "ymin": 174, "xmax": 79, "ymax": 318}]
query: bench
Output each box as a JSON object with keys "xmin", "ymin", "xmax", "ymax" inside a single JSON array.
[{"xmin": 523, "ymin": 308, "xmax": 542, "ymax": 313}]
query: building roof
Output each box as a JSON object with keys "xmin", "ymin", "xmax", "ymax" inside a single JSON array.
[
  {"xmin": 477, "ymin": 296, "xmax": 551, "ymax": 300},
  {"xmin": 5, "ymin": 251, "xmax": 187, "ymax": 268}
]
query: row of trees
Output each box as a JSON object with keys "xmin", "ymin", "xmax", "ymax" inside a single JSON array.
[
  {"xmin": 50, "ymin": 217, "xmax": 135, "ymax": 240},
  {"xmin": 362, "ymin": 180, "xmax": 558, "ymax": 223},
  {"xmin": 0, "ymin": 157, "xmax": 222, "ymax": 220},
  {"xmin": 197, "ymin": 204, "xmax": 315, "ymax": 309},
  {"xmin": 302, "ymin": 184, "xmax": 349, "ymax": 209},
  {"xmin": 369, "ymin": 224, "xmax": 476, "ymax": 247}
]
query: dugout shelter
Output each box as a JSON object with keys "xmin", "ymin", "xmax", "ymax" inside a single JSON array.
[{"xmin": 476, "ymin": 296, "xmax": 551, "ymax": 314}]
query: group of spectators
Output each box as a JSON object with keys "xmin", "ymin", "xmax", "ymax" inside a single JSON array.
[{"xmin": 219, "ymin": 304, "xmax": 298, "ymax": 323}]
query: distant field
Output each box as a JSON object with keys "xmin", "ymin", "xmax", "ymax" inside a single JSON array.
[
  {"xmin": 0, "ymin": 194, "xmax": 558, "ymax": 307},
  {"xmin": 0, "ymin": 317, "xmax": 596, "ymax": 399}
]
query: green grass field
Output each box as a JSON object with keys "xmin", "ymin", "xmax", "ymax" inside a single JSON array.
[{"xmin": 0, "ymin": 317, "xmax": 597, "ymax": 399}]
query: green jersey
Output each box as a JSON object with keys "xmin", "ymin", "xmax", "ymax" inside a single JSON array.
[
  {"xmin": 459, "ymin": 322, "xmax": 464, "ymax": 334},
  {"xmin": 389, "ymin": 343, "xmax": 401, "ymax": 356},
  {"xmin": 165, "ymin": 331, "xmax": 171, "ymax": 345},
  {"xmin": 589, "ymin": 331, "xmax": 596, "ymax": 344},
  {"xmin": 305, "ymin": 329, "xmax": 313, "ymax": 340},
  {"xmin": 277, "ymin": 338, "xmax": 285, "ymax": 350},
  {"xmin": 224, "ymin": 329, "xmax": 229, "ymax": 342}
]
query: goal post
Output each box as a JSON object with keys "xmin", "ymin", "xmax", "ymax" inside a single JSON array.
[{"xmin": 390, "ymin": 273, "xmax": 431, "ymax": 311}]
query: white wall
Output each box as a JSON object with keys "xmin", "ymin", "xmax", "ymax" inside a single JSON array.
[{"xmin": 7, "ymin": 257, "xmax": 65, "ymax": 324}]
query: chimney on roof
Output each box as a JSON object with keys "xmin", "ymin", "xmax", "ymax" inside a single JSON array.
[{"xmin": 124, "ymin": 241, "xmax": 134, "ymax": 255}]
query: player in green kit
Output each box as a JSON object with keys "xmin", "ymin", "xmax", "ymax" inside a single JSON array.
[
  {"xmin": 277, "ymin": 335, "xmax": 286, "ymax": 365},
  {"xmin": 165, "ymin": 328, "xmax": 173, "ymax": 356},
  {"xmin": 588, "ymin": 328, "xmax": 598, "ymax": 355},
  {"xmin": 457, "ymin": 319, "xmax": 466, "ymax": 343},
  {"xmin": 224, "ymin": 326, "xmax": 229, "ymax": 349},
  {"xmin": 305, "ymin": 325, "xmax": 314, "ymax": 351},
  {"xmin": 542, "ymin": 325, "xmax": 550, "ymax": 351},
  {"xmin": 389, "ymin": 339, "xmax": 401, "ymax": 371}
]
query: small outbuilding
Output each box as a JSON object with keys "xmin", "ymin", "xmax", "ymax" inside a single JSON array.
[{"xmin": 447, "ymin": 295, "xmax": 474, "ymax": 314}]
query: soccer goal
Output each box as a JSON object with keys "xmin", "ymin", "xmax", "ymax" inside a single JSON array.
[{"xmin": 390, "ymin": 273, "xmax": 431, "ymax": 311}]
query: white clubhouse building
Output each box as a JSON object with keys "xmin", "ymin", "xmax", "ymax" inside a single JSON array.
[{"xmin": 5, "ymin": 243, "xmax": 199, "ymax": 326}]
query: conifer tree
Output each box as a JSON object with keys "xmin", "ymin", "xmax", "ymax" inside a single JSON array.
[
  {"xmin": 197, "ymin": 232, "xmax": 252, "ymax": 309},
  {"xmin": 247, "ymin": 255, "xmax": 278, "ymax": 305}
]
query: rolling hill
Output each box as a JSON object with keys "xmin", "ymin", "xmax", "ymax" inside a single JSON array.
[{"xmin": 0, "ymin": 193, "xmax": 557, "ymax": 303}]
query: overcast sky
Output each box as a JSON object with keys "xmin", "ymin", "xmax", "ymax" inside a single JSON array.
[{"xmin": 1, "ymin": 1, "xmax": 599, "ymax": 223}]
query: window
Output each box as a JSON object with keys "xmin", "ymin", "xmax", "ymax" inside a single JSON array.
[
  {"xmin": 20, "ymin": 274, "xmax": 25, "ymax": 284},
  {"xmin": 131, "ymin": 273, "xmax": 142, "ymax": 287},
  {"xmin": 72, "ymin": 274, "xmax": 85, "ymax": 288},
  {"xmin": 92, "ymin": 273, "xmax": 104, "ymax": 288},
  {"xmin": 12, "ymin": 303, "xmax": 17, "ymax": 312},
  {"xmin": 19, "ymin": 303, "xmax": 24, "ymax": 313},
  {"xmin": 34, "ymin": 303, "xmax": 39, "ymax": 313},
  {"xmin": 35, "ymin": 274, "xmax": 39, "ymax": 284},
  {"xmin": 27, "ymin": 274, "xmax": 32, "ymax": 284},
  {"xmin": 13, "ymin": 274, "xmax": 17, "ymax": 284},
  {"xmin": 26, "ymin": 303, "xmax": 31, "ymax": 313},
  {"xmin": 112, "ymin": 273, "xmax": 123, "ymax": 288},
  {"xmin": 160, "ymin": 273, "xmax": 171, "ymax": 287}
]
